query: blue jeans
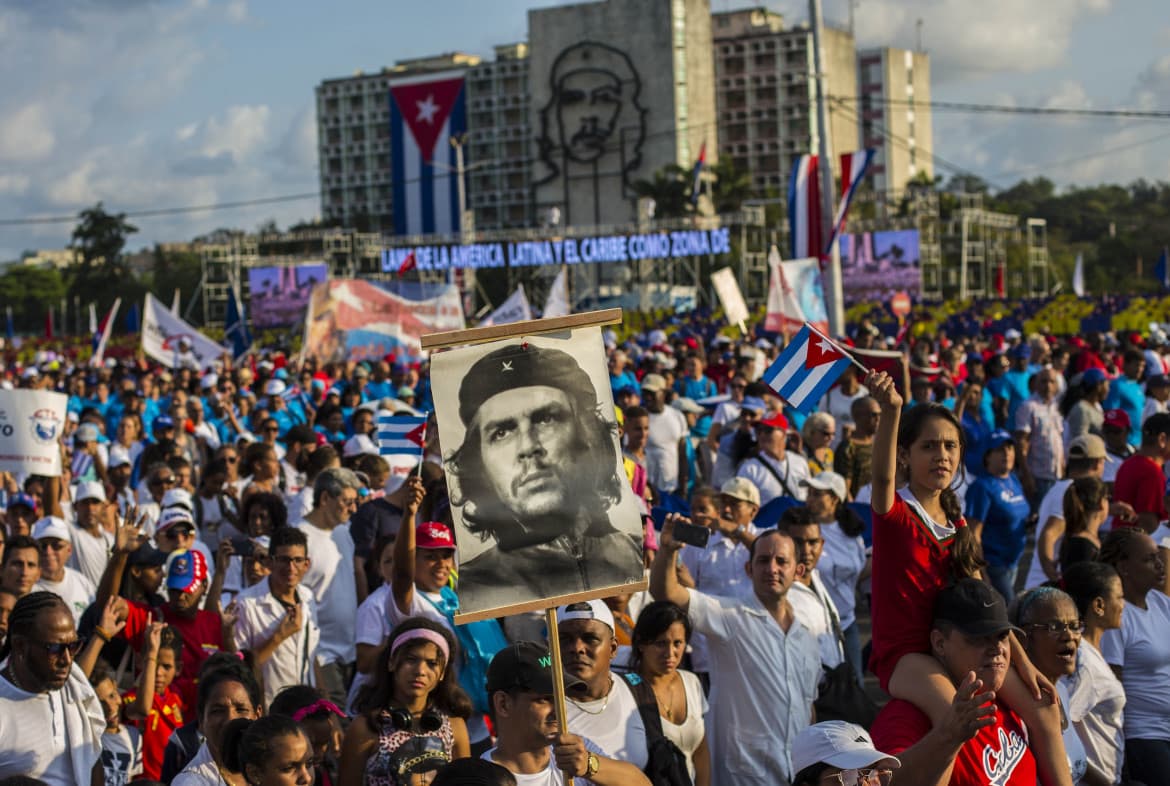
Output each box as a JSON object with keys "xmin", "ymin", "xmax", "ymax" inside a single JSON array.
[
  {"xmin": 987, "ymin": 563, "xmax": 1018, "ymax": 603},
  {"xmin": 841, "ymin": 621, "xmax": 865, "ymax": 685},
  {"xmin": 1126, "ymin": 738, "xmax": 1170, "ymax": 785}
]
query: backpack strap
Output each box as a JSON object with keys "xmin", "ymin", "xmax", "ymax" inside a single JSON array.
[{"xmin": 620, "ymin": 673, "xmax": 667, "ymax": 744}]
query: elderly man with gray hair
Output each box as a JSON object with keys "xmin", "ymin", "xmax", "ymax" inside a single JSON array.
[{"xmin": 294, "ymin": 466, "xmax": 364, "ymax": 704}]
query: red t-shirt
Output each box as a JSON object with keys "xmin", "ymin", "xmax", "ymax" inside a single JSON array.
[
  {"xmin": 1113, "ymin": 454, "xmax": 1168, "ymax": 521},
  {"xmin": 871, "ymin": 698, "xmax": 1037, "ymax": 786},
  {"xmin": 123, "ymin": 600, "xmax": 224, "ymax": 715},
  {"xmin": 869, "ymin": 492, "xmax": 957, "ymax": 691},
  {"xmin": 123, "ymin": 685, "xmax": 184, "ymax": 781}
]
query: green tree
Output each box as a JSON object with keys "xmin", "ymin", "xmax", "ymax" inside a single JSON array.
[
  {"xmin": 632, "ymin": 165, "xmax": 692, "ymax": 219},
  {"xmin": 709, "ymin": 157, "xmax": 755, "ymax": 214},
  {"xmin": 150, "ymin": 245, "xmax": 203, "ymax": 322},
  {"xmin": 68, "ymin": 202, "xmax": 138, "ymax": 301},
  {"xmin": 0, "ymin": 266, "xmax": 68, "ymax": 333}
]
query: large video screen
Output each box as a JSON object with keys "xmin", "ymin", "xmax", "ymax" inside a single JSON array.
[{"xmin": 839, "ymin": 229, "xmax": 921, "ymax": 303}]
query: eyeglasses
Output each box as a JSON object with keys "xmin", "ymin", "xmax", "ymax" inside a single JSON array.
[
  {"xmin": 1024, "ymin": 620, "xmax": 1085, "ymax": 636},
  {"xmin": 821, "ymin": 768, "xmax": 894, "ymax": 786},
  {"xmin": 271, "ymin": 555, "xmax": 309, "ymax": 567},
  {"xmin": 731, "ymin": 383, "xmax": 747, "ymax": 389},
  {"xmin": 264, "ymin": 426, "xmax": 280, "ymax": 433},
  {"xmin": 31, "ymin": 639, "xmax": 84, "ymax": 657},
  {"xmin": 38, "ymin": 540, "xmax": 68, "ymax": 552},
  {"xmin": 150, "ymin": 476, "xmax": 177, "ymax": 487},
  {"xmin": 224, "ymin": 456, "xmax": 239, "ymax": 463},
  {"xmin": 819, "ymin": 430, "xmax": 836, "ymax": 437}
]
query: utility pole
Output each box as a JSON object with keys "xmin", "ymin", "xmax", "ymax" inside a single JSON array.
[{"xmin": 810, "ymin": 0, "xmax": 845, "ymax": 335}]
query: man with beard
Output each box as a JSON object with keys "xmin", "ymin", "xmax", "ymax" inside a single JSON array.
[
  {"xmin": 447, "ymin": 344, "xmax": 642, "ymax": 613},
  {"xmin": 0, "ymin": 591, "xmax": 106, "ymax": 784}
]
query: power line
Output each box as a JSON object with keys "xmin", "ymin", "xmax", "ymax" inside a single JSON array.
[
  {"xmin": 0, "ymin": 192, "xmax": 322, "ymax": 227},
  {"xmin": 831, "ymin": 96, "xmax": 1170, "ymax": 121},
  {"xmin": 983, "ymin": 127, "xmax": 1170, "ymax": 182}
]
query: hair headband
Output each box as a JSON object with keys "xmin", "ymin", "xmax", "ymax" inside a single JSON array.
[
  {"xmin": 291, "ymin": 699, "xmax": 345, "ymax": 723},
  {"xmin": 391, "ymin": 628, "xmax": 450, "ymax": 662}
]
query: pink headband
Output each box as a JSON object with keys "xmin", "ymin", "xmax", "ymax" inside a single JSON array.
[
  {"xmin": 390, "ymin": 629, "xmax": 450, "ymax": 661},
  {"xmin": 291, "ymin": 699, "xmax": 345, "ymax": 723}
]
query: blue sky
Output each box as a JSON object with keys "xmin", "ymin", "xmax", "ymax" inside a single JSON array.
[{"xmin": 0, "ymin": 0, "xmax": 1166, "ymax": 260}]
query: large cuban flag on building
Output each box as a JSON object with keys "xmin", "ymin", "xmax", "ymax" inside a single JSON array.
[{"xmin": 389, "ymin": 70, "xmax": 467, "ymax": 236}]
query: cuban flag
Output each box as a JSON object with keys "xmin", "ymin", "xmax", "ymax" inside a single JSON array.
[
  {"xmin": 762, "ymin": 324, "xmax": 856, "ymax": 414},
  {"xmin": 690, "ymin": 141, "xmax": 706, "ymax": 206},
  {"xmin": 224, "ymin": 284, "xmax": 252, "ymax": 360},
  {"xmin": 378, "ymin": 414, "xmax": 428, "ymax": 457},
  {"xmin": 826, "ymin": 149, "xmax": 875, "ymax": 252},
  {"xmin": 389, "ymin": 71, "xmax": 467, "ymax": 236},
  {"xmin": 788, "ymin": 154, "xmax": 822, "ymax": 261},
  {"xmin": 1154, "ymin": 247, "xmax": 1169, "ymax": 290}
]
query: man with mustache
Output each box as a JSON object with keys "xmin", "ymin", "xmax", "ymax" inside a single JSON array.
[{"xmin": 448, "ymin": 344, "xmax": 642, "ymax": 613}]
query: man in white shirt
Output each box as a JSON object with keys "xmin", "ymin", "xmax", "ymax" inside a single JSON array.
[
  {"xmin": 483, "ymin": 641, "xmax": 650, "ymax": 786},
  {"xmin": 778, "ymin": 508, "xmax": 845, "ymax": 670},
  {"xmin": 68, "ymin": 481, "xmax": 114, "ymax": 588},
  {"xmin": 642, "ymin": 374, "xmax": 689, "ymax": 495},
  {"xmin": 737, "ymin": 413, "xmax": 811, "ymax": 505},
  {"xmin": 652, "ymin": 518, "xmax": 821, "ymax": 786},
  {"xmin": 0, "ymin": 591, "xmax": 106, "ymax": 785},
  {"xmin": 233, "ymin": 527, "xmax": 320, "ymax": 707},
  {"xmin": 295, "ymin": 467, "xmax": 362, "ymax": 706},
  {"xmin": 32, "ymin": 517, "xmax": 96, "ymax": 625}
]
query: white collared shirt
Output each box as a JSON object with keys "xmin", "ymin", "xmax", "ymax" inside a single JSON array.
[
  {"xmin": 736, "ymin": 452, "xmax": 811, "ymax": 505},
  {"xmin": 680, "ymin": 527, "xmax": 759, "ymax": 672},
  {"xmin": 232, "ymin": 577, "xmax": 320, "ymax": 707},
  {"xmin": 788, "ymin": 571, "xmax": 844, "ymax": 669},
  {"xmin": 687, "ymin": 587, "xmax": 820, "ymax": 786}
]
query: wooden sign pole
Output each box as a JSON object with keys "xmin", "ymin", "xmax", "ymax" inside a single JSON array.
[{"xmin": 544, "ymin": 607, "xmax": 575, "ymax": 786}]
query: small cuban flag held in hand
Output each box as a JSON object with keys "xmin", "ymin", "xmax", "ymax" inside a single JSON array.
[
  {"xmin": 762, "ymin": 323, "xmax": 864, "ymax": 413},
  {"xmin": 377, "ymin": 414, "xmax": 428, "ymax": 458}
]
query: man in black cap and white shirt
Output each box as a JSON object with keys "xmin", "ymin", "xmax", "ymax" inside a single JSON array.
[{"xmin": 484, "ymin": 640, "xmax": 651, "ymax": 786}]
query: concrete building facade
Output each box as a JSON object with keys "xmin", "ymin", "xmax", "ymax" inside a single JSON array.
[{"xmin": 858, "ymin": 46, "xmax": 933, "ymax": 197}]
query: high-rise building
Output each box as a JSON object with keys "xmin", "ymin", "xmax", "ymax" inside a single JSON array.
[
  {"xmin": 857, "ymin": 47, "xmax": 933, "ymax": 197},
  {"xmin": 711, "ymin": 7, "xmax": 858, "ymax": 194}
]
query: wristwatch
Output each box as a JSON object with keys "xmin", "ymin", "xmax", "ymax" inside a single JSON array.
[{"xmin": 585, "ymin": 752, "xmax": 600, "ymax": 778}]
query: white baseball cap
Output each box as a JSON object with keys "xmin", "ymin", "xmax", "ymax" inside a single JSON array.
[
  {"xmin": 556, "ymin": 599, "xmax": 615, "ymax": 633},
  {"xmin": 161, "ymin": 488, "xmax": 194, "ymax": 512},
  {"xmin": 791, "ymin": 721, "xmax": 900, "ymax": 775},
  {"xmin": 720, "ymin": 476, "xmax": 761, "ymax": 507},
  {"xmin": 33, "ymin": 516, "xmax": 72, "ymax": 543},
  {"xmin": 156, "ymin": 507, "xmax": 196, "ymax": 535},
  {"xmin": 343, "ymin": 434, "xmax": 379, "ymax": 458},
  {"xmin": 75, "ymin": 480, "xmax": 107, "ymax": 503},
  {"xmin": 108, "ymin": 445, "xmax": 132, "ymax": 469},
  {"xmin": 802, "ymin": 471, "xmax": 847, "ymax": 502}
]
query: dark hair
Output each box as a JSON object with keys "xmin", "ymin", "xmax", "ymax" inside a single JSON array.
[
  {"xmin": 269, "ymin": 526, "xmax": 308, "ymax": 552},
  {"xmin": 1061, "ymin": 561, "xmax": 1120, "ymax": 620},
  {"xmin": 269, "ymin": 684, "xmax": 330, "ymax": 720},
  {"xmin": 166, "ymin": 455, "xmax": 191, "ymax": 472},
  {"xmin": 220, "ymin": 715, "xmax": 305, "ymax": 777},
  {"xmin": 204, "ymin": 458, "xmax": 229, "ymax": 479},
  {"xmin": 897, "ymin": 402, "xmax": 983, "ymax": 580},
  {"xmin": 777, "ymin": 506, "xmax": 815, "ymax": 529},
  {"xmin": 836, "ymin": 504, "xmax": 866, "ymax": 538},
  {"xmin": 304, "ymin": 445, "xmax": 340, "ymax": 481},
  {"xmin": 747, "ymin": 528, "xmax": 794, "ymax": 561},
  {"xmin": 448, "ymin": 388, "xmax": 623, "ymax": 542},
  {"xmin": 1142, "ymin": 412, "xmax": 1170, "ymax": 444},
  {"xmin": 196, "ymin": 660, "xmax": 262, "ymax": 727},
  {"xmin": 623, "ymin": 405, "xmax": 650, "ymax": 422},
  {"xmin": 1123, "ymin": 348, "xmax": 1144, "ymax": 366},
  {"xmin": 357, "ymin": 617, "xmax": 472, "ymax": 721},
  {"xmin": 1, "ymin": 591, "xmax": 71, "ymax": 660},
  {"xmin": 1066, "ymin": 456, "xmax": 1101, "ymax": 476},
  {"xmin": 315, "ymin": 403, "xmax": 343, "ymax": 430},
  {"xmin": 792, "ymin": 763, "xmax": 830, "ymax": 786},
  {"xmin": 1060, "ymin": 374, "xmax": 1106, "ymax": 417},
  {"xmin": 157, "ymin": 625, "xmax": 184, "ymax": 668},
  {"xmin": 1063, "ymin": 477, "xmax": 1107, "ymax": 536},
  {"xmin": 243, "ymin": 442, "xmax": 276, "ymax": 476},
  {"xmin": 432, "ymin": 758, "xmax": 518, "ymax": 786},
  {"xmin": 241, "ymin": 492, "xmax": 288, "ymax": 535},
  {"xmin": 89, "ymin": 658, "xmax": 116, "ymax": 689},
  {"xmin": 629, "ymin": 601, "xmax": 692, "ymax": 674},
  {"xmin": 1099, "ymin": 527, "xmax": 1149, "ymax": 570},
  {"xmin": 2, "ymin": 535, "xmax": 38, "ymax": 565},
  {"xmin": 0, "ymin": 777, "xmax": 51, "ymax": 786},
  {"xmin": 688, "ymin": 485, "xmax": 718, "ymax": 510}
]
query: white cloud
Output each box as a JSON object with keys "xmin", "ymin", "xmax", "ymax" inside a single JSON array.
[
  {"xmin": 0, "ymin": 103, "xmax": 55, "ymax": 161},
  {"xmin": 225, "ymin": 0, "xmax": 249, "ymax": 23},
  {"xmin": 0, "ymin": 174, "xmax": 30, "ymax": 196},
  {"xmin": 199, "ymin": 105, "xmax": 271, "ymax": 159}
]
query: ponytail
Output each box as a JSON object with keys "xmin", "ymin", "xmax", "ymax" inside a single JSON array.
[
  {"xmin": 943, "ymin": 486, "xmax": 985, "ymax": 580},
  {"xmin": 220, "ymin": 715, "xmax": 304, "ymax": 777},
  {"xmin": 1063, "ymin": 477, "xmax": 1106, "ymax": 537}
]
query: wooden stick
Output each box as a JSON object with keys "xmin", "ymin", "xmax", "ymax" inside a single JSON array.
[
  {"xmin": 545, "ymin": 607, "xmax": 574, "ymax": 786},
  {"xmin": 421, "ymin": 308, "xmax": 623, "ymax": 350},
  {"xmin": 807, "ymin": 322, "xmax": 869, "ymax": 374}
]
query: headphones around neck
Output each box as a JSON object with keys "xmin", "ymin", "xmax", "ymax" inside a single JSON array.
[{"xmin": 387, "ymin": 704, "xmax": 443, "ymax": 734}]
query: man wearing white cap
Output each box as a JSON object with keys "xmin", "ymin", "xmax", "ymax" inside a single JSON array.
[
  {"xmin": 32, "ymin": 517, "xmax": 96, "ymax": 624},
  {"xmin": 68, "ymin": 481, "xmax": 115, "ymax": 588},
  {"xmin": 556, "ymin": 599, "xmax": 649, "ymax": 771},
  {"xmin": 790, "ymin": 720, "xmax": 900, "ymax": 786}
]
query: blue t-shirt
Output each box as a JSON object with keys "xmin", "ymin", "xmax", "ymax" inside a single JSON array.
[
  {"xmin": 1002, "ymin": 370, "xmax": 1032, "ymax": 426},
  {"xmin": 1104, "ymin": 376, "xmax": 1144, "ymax": 446},
  {"xmin": 363, "ymin": 380, "xmax": 395, "ymax": 401},
  {"xmin": 961, "ymin": 411, "xmax": 992, "ymax": 478},
  {"xmin": 675, "ymin": 375, "xmax": 717, "ymax": 400},
  {"xmin": 965, "ymin": 473, "xmax": 1031, "ymax": 568},
  {"xmin": 610, "ymin": 370, "xmax": 640, "ymax": 397}
]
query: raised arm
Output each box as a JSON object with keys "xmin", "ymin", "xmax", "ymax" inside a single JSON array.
[
  {"xmin": 867, "ymin": 371, "xmax": 903, "ymax": 516},
  {"xmin": 886, "ymin": 673, "xmax": 996, "ymax": 786},
  {"xmin": 390, "ymin": 476, "xmax": 426, "ymax": 616},
  {"xmin": 95, "ymin": 507, "xmax": 144, "ymax": 613},
  {"xmin": 649, "ymin": 515, "xmax": 691, "ymax": 611}
]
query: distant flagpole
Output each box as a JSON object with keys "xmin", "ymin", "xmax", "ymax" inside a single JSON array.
[
  {"xmin": 93, "ymin": 298, "xmax": 121, "ymax": 367},
  {"xmin": 1072, "ymin": 253, "xmax": 1085, "ymax": 296}
]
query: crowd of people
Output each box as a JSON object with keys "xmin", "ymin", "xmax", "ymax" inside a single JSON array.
[{"xmin": 0, "ymin": 316, "xmax": 1168, "ymax": 786}]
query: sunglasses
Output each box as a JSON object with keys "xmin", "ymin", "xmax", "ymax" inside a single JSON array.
[
  {"xmin": 821, "ymin": 769, "xmax": 893, "ymax": 786},
  {"xmin": 31, "ymin": 639, "xmax": 84, "ymax": 657},
  {"xmin": 38, "ymin": 540, "xmax": 69, "ymax": 552},
  {"xmin": 150, "ymin": 476, "xmax": 177, "ymax": 487},
  {"xmin": 1024, "ymin": 620, "xmax": 1085, "ymax": 637}
]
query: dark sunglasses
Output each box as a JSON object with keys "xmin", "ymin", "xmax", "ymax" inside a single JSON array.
[
  {"xmin": 150, "ymin": 476, "xmax": 177, "ymax": 487},
  {"xmin": 32, "ymin": 639, "xmax": 84, "ymax": 657}
]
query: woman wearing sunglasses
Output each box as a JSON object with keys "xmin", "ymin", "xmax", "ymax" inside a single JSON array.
[{"xmin": 791, "ymin": 721, "xmax": 899, "ymax": 786}]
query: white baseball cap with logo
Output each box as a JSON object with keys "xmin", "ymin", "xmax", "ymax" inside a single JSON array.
[
  {"xmin": 791, "ymin": 720, "xmax": 901, "ymax": 776},
  {"xmin": 556, "ymin": 599, "xmax": 615, "ymax": 633},
  {"xmin": 32, "ymin": 516, "xmax": 72, "ymax": 543}
]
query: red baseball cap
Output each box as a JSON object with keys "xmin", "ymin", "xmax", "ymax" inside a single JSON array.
[
  {"xmin": 1104, "ymin": 409, "xmax": 1131, "ymax": 430},
  {"xmin": 758, "ymin": 412, "xmax": 790, "ymax": 431},
  {"xmin": 416, "ymin": 521, "xmax": 456, "ymax": 551}
]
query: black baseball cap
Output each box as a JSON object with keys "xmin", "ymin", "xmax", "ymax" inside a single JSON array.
[
  {"xmin": 128, "ymin": 542, "xmax": 169, "ymax": 568},
  {"xmin": 933, "ymin": 579, "xmax": 1019, "ymax": 637},
  {"xmin": 485, "ymin": 641, "xmax": 586, "ymax": 696}
]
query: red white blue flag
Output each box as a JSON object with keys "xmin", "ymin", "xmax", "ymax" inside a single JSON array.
[
  {"xmin": 762, "ymin": 323, "xmax": 854, "ymax": 413},
  {"xmin": 788, "ymin": 154, "xmax": 822, "ymax": 261},
  {"xmin": 690, "ymin": 141, "xmax": 706, "ymax": 206},
  {"xmin": 389, "ymin": 71, "xmax": 467, "ymax": 236},
  {"xmin": 826, "ymin": 149, "xmax": 875, "ymax": 252},
  {"xmin": 377, "ymin": 414, "xmax": 428, "ymax": 457}
]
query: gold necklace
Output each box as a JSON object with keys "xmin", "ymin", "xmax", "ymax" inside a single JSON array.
[
  {"xmin": 652, "ymin": 673, "xmax": 679, "ymax": 722},
  {"xmin": 568, "ymin": 678, "xmax": 612, "ymax": 715}
]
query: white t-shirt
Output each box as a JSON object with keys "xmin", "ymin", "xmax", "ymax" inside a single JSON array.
[
  {"xmin": 646, "ymin": 407, "xmax": 688, "ymax": 492},
  {"xmin": 661, "ymin": 669, "xmax": 709, "ymax": 781},
  {"xmin": 816, "ymin": 520, "xmax": 867, "ymax": 630},
  {"xmin": 232, "ymin": 577, "xmax": 320, "ymax": 707},
  {"xmin": 35, "ymin": 568, "xmax": 96, "ymax": 625},
  {"xmin": 101, "ymin": 726, "xmax": 143, "ymax": 786},
  {"xmin": 173, "ymin": 742, "xmax": 225, "ymax": 786},
  {"xmin": 1062, "ymin": 640, "xmax": 1125, "ymax": 784},
  {"xmin": 737, "ymin": 452, "xmax": 811, "ymax": 505},
  {"xmin": 711, "ymin": 400, "xmax": 742, "ymax": 428},
  {"xmin": 295, "ymin": 520, "xmax": 357, "ymax": 664},
  {"xmin": 788, "ymin": 575, "xmax": 844, "ymax": 668},
  {"xmin": 482, "ymin": 738, "xmax": 607, "ymax": 786},
  {"xmin": 1100, "ymin": 589, "xmax": 1170, "ymax": 741},
  {"xmin": 680, "ymin": 527, "xmax": 758, "ymax": 673},
  {"xmin": 68, "ymin": 525, "xmax": 114, "ymax": 589},
  {"xmin": 0, "ymin": 667, "xmax": 105, "ymax": 786},
  {"xmin": 285, "ymin": 487, "xmax": 314, "ymax": 523},
  {"xmin": 1024, "ymin": 479, "xmax": 1073, "ymax": 590},
  {"xmin": 820, "ymin": 385, "xmax": 869, "ymax": 448},
  {"xmin": 1056, "ymin": 680, "xmax": 1089, "ymax": 784},
  {"xmin": 564, "ymin": 673, "xmax": 648, "ymax": 771}
]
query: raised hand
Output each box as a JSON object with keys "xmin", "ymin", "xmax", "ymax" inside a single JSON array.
[
  {"xmin": 866, "ymin": 370, "xmax": 903, "ymax": 411},
  {"xmin": 940, "ymin": 671, "xmax": 998, "ymax": 746}
]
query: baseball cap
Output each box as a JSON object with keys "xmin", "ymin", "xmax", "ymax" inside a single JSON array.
[
  {"xmin": 33, "ymin": 516, "xmax": 71, "ymax": 543},
  {"xmin": 153, "ymin": 415, "xmax": 176, "ymax": 431},
  {"xmin": 1147, "ymin": 374, "xmax": 1170, "ymax": 389},
  {"xmin": 7, "ymin": 492, "xmax": 37, "ymax": 512},
  {"xmin": 108, "ymin": 445, "xmax": 132, "ymax": 469},
  {"xmin": 265, "ymin": 379, "xmax": 287, "ymax": 397},
  {"xmin": 640, "ymin": 373, "xmax": 667, "ymax": 392},
  {"xmin": 416, "ymin": 521, "xmax": 456, "ymax": 551},
  {"xmin": 156, "ymin": 507, "xmax": 196, "ymax": 535},
  {"xmin": 1009, "ymin": 343, "xmax": 1032, "ymax": 360},
  {"xmin": 933, "ymin": 578, "xmax": 1019, "ymax": 637},
  {"xmin": 672, "ymin": 397, "xmax": 705, "ymax": 415},
  {"xmin": 1103, "ymin": 409, "xmax": 1131, "ymax": 431},
  {"xmin": 740, "ymin": 396, "xmax": 767, "ymax": 414},
  {"xmin": 557, "ymin": 599, "xmax": 615, "ymax": 633},
  {"xmin": 342, "ymin": 434, "xmax": 379, "ymax": 458},
  {"xmin": 1004, "ymin": 328, "xmax": 1022, "ymax": 341},
  {"xmin": 397, "ymin": 385, "xmax": 416, "ymax": 399},
  {"xmin": 75, "ymin": 480, "xmax": 107, "ymax": 503},
  {"xmin": 75, "ymin": 422, "xmax": 100, "ymax": 443},
  {"xmin": 792, "ymin": 721, "xmax": 901, "ymax": 775},
  {"xmin": 758, "ymin": 412, "xmax": 790, "ymax": 431},
  {"xmin": 982, "ymin": 429, "xmax": 1014, "ymax": 452},
  {"xmin": 720, "ymin": 476, "xmax": 761, "ymax": 507},
  {"xmin": 1081, "ymin": 368, "xmax": 1108, "ymax": 386},
  {"xmin": 803, "ymin": 471, "xmax": 847, "ymax": 501},
  {"xmin": 161, "ymin": 488, "xmax": 194, "ymax": 513},
  {"xmin": 1067, "ymin": 434, "xmax": 1106, "ymax": 461},
  {"xmin": 128, "ymin": 543, "xmax": 169, "ymax": 568},
  {"xmin": 485, "ymin": 641, "xmax": 586, "ymax": 696},
  {"xmin": 200, "ymin": 373, "xmax": 218, "ymax": 390},
  {"xmin": 165, "ymin": 549, "xmax": 208, "ymax": 593}
]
